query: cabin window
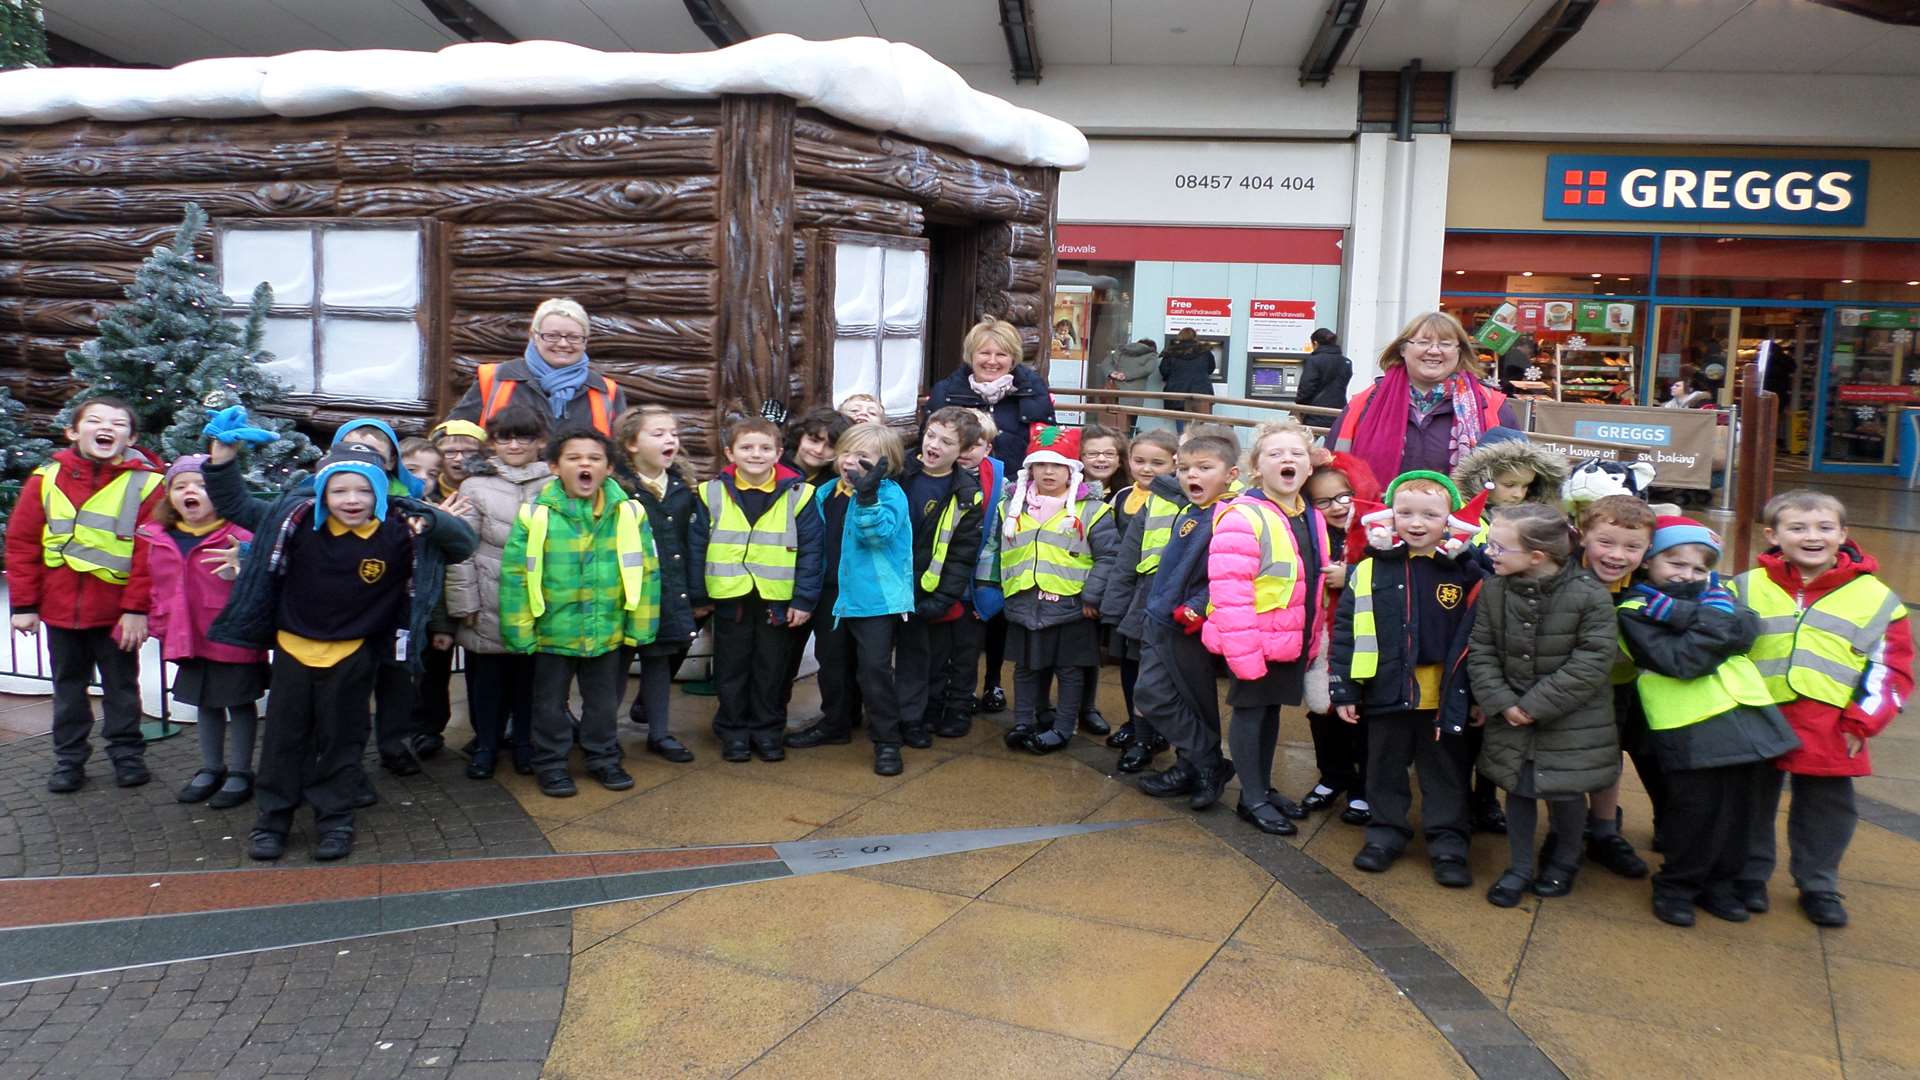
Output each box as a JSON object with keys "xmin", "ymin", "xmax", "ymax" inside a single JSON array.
[
  {"xmin": 217, "ymin": 225, "xmax": 426, "ymax": 403},
  {"xmin": 828, "ymin": 238, "xmax": 929, "ymax": 419}
]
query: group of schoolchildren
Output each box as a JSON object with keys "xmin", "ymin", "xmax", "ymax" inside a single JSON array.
[{"xmin": 6, "ymin": 314, "xmax": 1909, "ymax": 930}]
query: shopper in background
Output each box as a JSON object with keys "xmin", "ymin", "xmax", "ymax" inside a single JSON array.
[
  {"xmin": 1292, "ymin": 328, "xmax": 1353, "ymax": 412},
  {"xmin": 1158, "ymin": 329, "xmax": 1217, "ymax": 433}
]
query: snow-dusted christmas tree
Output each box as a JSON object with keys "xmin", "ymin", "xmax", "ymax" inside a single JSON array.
[
  {"xmin": 63, "ymin": 203, "xmax": 318, "ymax": 487},
  {"xmin": 0, "ymin": 0, "xmax": 49, "ymax": 71}
]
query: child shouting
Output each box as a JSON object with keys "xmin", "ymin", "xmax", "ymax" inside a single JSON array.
[
  {"xmin": 1294, "ymin": 450, "xmax": 1381, "ymax": 824},
  {"xmin": 1100, "ymin": 429, "xmax": 1181, "ymax": 771},
  {"xmin": 618, "ymin": 405, "xmax": 709, "ymax": 761},
  {"xmin": 894, "ymin": 407, "xmax": 985, "ymax": 748}
]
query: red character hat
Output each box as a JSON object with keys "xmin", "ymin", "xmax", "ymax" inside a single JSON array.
[{"xmin": 1003, "ymin": 423, "xmax": 1085, "ymax": 539}]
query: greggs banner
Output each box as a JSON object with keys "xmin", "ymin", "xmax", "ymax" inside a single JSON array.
[{"xmin": 1531, "ymin": 402, "xmax": 1718, "ymax": 490}]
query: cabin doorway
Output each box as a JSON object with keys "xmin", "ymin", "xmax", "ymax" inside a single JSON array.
[{"xmin": 924, "ymin": 221, "xmax": 979, "ymax": 408}]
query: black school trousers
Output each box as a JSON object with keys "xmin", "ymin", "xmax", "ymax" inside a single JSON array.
[
  {"xmin": 529, "ymin": 650, "xmax": 626, "ymax": 774},
  {"xmin": 1307, "ymin": 710, "xmax": 1365, "ymax": 795},
  {"xmin": 897, "ymin": 614, "xmax": 967, "ymax": 731},
  {"xmin": 463, "ymin": 651, "xmax": 534, "ymax": 758},
  {"xmin": 711, "ymin": 597, "xmax": 795, "ymax": 740},
  {"xmin": 1133, "ymin": 621, "xmax": 1222, "ymax": 770},
  {"xmin": 815, "ymin": 613, "xmax": 901, "ymax": 745},
  {"xmin": 411, "ymin": 641, "xmax": 455, "ymax": 738},
  {"xmin": 1363, "ymin": 709, "xmax": 1471, "ymax": 860},
  {"xmin": 255, "ymin": 643, "xmax": 376, "ymax": 838},
  {"xmin": 45, "ymin": 625, "xmax": 145, "ymax": 768},
  {"xmin": 1654, "ymin": 759, "xmax": 1776, "ymax": 903}
]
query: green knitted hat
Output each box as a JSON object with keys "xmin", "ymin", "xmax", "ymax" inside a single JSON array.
[{"xmin": 1384, "ymin": 469, "xmax": 1463, "ymax": 511}]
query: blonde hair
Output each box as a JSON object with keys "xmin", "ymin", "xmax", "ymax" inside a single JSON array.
[
  {"xmin": 1246, "ymin": 421, "xmax": 1315, "ymax": 473},
  {"xmin": 961, "ymin": 318, "xmax": 1024, "ymax": 369},
  {"xmin": 529, "ymin": 297, "xmax": 590, "ymax": 336},
  {"xmin": 971, "ymin": 408, "xmax": 998, "ymax": 444},
  {"xmin": 1377, "ymin": 311, "xmax": 1483, "ymax": 379},
  {"xmin": 837, "ymin": 393, "xmax": 881, "ymax": 414},
  {"xmin": 836, "ymin": 422, "xmax": 904, "ymax": 473},
  {"xmin": 1764, "ymin": 489, "xmax": 1847, "ymax": 529}
]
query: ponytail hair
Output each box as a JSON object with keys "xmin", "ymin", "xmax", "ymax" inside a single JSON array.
[{"xmin": 1494, "ymin": 502, "xmax": 1573, "ymax": 561}]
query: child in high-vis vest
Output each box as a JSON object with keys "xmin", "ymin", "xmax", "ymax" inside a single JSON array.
[
  {"xmin": 1616, "ymin": 517, "xmax": 1799, "ymax": 927},
  {"xmin": 1135, "ymin": 434, "xmax": 1242, "ymax": 810},
  {"xmin": 1471, "ymin": 503, "xmax": 1619, "ymax": 903},
  {"xmin": 1100, "ymin": 428, "xmax": 1181, "ymax": 771},
  {"xmin": 1204, "ymin": 422, "xmax": 1326, "ymax": 836},
  {"xmin": 775, "ymin": 406, "xmax": 851, "ymax": 730},
  {"xmin": 694, "ymin": 416, "xmax": 822, "ymax": 763},
  {"xmin": 1573, "ymin": 495, "xmax": 1660, "ymax": 879},
  {"xmin": 784, "ymin": 423, "xmax": 916, "ymax": 777},
  {"xmin": 1733, "ymin": 490, "xmax": 1913, "ymax": 928},
  {"xmin": 929, "ymin": 414, "xmax": 1005, "ymax": 740},
  {"xmin": 7, "ymin": 397, "xmax": 164, "ymax": 793},
  {"xmin": 1294, "ymin": 450, "xmax": 1382, "ymax": 824},
  {"xmin": 412, "ymin": 418, "xmax": 489, "ymax": 760},
  {"xmin": 135, "ymin": 455, "xmax": 269, "ymax": 808},
  {"xmin": 894, "ymin": 407, "xmax": 986, "ymax": 748},
  {"xmin": 617, "ymin": 405, "xmax": 709, "ymax": 761},
  {"xmin": 1333, "ymin": 472, "xmax": 1485, "ymax": 887},
  {"xmin": 1067, "ymin": 424, "xmax": 1128, "ymax": 738},
  {"xmin": 500, "ymin": 428, "xmax": 660, "ymax": 799}
]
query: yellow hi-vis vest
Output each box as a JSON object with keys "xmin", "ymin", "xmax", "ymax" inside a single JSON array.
[
  {"xmin": 1003, "ymin": 497, "xmax": 1110, "ymax": 598},
  {"xmin": 35, "ymin": 462, "xmax": 161, "ymax": 584},
  {"xmin": 920, "ymin": 487, "xmax": 982, "ymax": 594},
  {"xmin": 517, "ymin": 500, "xmax": 648, "ymax": 618},
  {"xmin": 1346, "ymin": 557, "xmax": 1385, "ymax": 679},
  {"xmin": 1135, "ymin": 492, "xmax": 1183, "ymax": 573},
  {"xmin": 1731, "ymin": 568, "xmax": 1905, "ymax": 708},
  {"xmin": 1618, "ymin": 595, "xmax": 1778, "ymax": 729},
  {"xmin": 1208, "ymin": 498, "xmax": 1302, "ymax": 615},
  {"xmin": 699, "ymin": 479, "xmax": 812, "ymax": 602}
]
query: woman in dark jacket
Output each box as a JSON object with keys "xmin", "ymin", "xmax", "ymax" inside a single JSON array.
[
  {"xmin": 1157, "ymin": 329, "xmax": 1218, "ymax": 430},
  {"xmin": 925, "ymin": 317, "xmax": 1055, "ymax": 471},
  {"xmin": 1292, "ymin": 329, "xmax": 1353, "ymax": 412}
]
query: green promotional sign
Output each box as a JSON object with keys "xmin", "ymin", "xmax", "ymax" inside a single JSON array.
[{"xmin": 1573, "ymin": 301, "xmax": 1609, "ymax": 333}]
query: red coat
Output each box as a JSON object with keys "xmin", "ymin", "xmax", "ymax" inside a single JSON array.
[
  {"xmin": 1756, "ymin": 546, "xmax": 1914, "ymax": 777},
  {"xmin": 134, "ymin": 518, "xmax": 268, "ymax": 665},
  {"xmin": 3, "ymin": 448, "xmax": 164, "ymax": 629}
]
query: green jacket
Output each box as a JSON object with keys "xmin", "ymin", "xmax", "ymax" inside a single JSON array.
[{"xmin": 500, "ymin": 477, "xmax": 660, "ymax": 657}]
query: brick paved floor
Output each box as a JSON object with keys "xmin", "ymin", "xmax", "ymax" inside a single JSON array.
[{"xmin": 0, "ymin": 696, "xmax": 566, "ymax": 1080}]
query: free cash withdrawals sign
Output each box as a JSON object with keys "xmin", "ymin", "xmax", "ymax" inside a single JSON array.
[
  {"xmin": 1165, "ymin": 297, "xmax": 1231, "ymax": 336},
  {"xmin": 1544, "ymin": 154, "xmax": 1869, "ymax": 227},
  {"xmin": 1531, "ymin": 402, "xmax": 1717, "ymax": 490},
  {"xmin": 1248, "ymin": 300, "xmax": 1315, "ymax": 352}
]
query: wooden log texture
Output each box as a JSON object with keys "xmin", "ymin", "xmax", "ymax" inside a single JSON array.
[
  {"xmin": 715, "ymin": 95, "xmax": 795, "ymax": 421},
  {"xmin": 337, "ymin": 177, "xmax": 716, "ymax": 223},
  {"xmin": 978, "ymin": 222, "xmax": 1048, "ymax": 260},
  {"xmin": 0, "ymin": 261, "xmax": 137, "ymax": 297},
  {"xmin": 793, "ymin": 189, "xmax": 922, "ymax": 235},
  {"xmin": 450, "ymin": 311, "xmax": 715, "ymax": 363},
  {"xmin": 18, "ymin": 182, "xmax": 337, "ymax": 222},
  {"xmin": 14, "ymin": 141, "xmax": 338, "ymax": 185},
  {"xmin": 1000, "ymin": 291, "xmax": 1043, "ymax": 327},
  {"xmin": 0, "ymin": 223, "xmax": 199, "ymax": 261},
  {"xmin": 0, "ymin": 333, "xmax": 87, "ymax": 370},
  {"xmin": 447, "ymin": 268, "xmax": 717, "ymax": 312},
  {"xmin": 0, "ymin": 369, "xmax": 81, "ymax": 412},
  {"xmin": 340, "ymin": 123, "xmax": 718, "ymax": 180},
  {"xmin": 793, "ymin": 118, "xmax": 1048, "ymax": 223},
  {"xmin": 449, "ymin": 222, "xmax": 717, "ymax": 268},
  {"xmin": 0, "ymin": 298, "xmax": 117, "ymax": 335}
]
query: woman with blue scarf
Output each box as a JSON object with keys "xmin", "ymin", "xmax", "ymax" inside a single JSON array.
[{"xmin": 447, "ymin": 298, "xmax": 628, "ymax": 436}]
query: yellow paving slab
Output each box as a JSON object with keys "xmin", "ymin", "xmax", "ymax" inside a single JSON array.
[
  {"xmin": 1228, "ymin": 885, "xmax": 1371, "ymax": 973},
  {"xmin": 736, "ymin": 992, "xmax": 1126, "ymax": 1079},
  {"xmin": 569, "ymin": 768, "xmax": 864, "ymax": 844},
  {"xmin": 1511, "ymin": 905, "xmax": 1839, "ymax": 1058},
  {"xmin": 749, "ymin": 740, "xmax": 954, "ymax": 797},
  {"xmin": 1512, "ymin": 1003, "xmax": 1844, "ymax": 1079},
  {"xmin": 1861, "ymin": 730, "xmax": 1920, "ymax": 782},
  {"xmin": 879, "ymin": 752, "xmax": 1126, "ymax": 825},
  {"xmin": 861, "ymin": 900, "xmax": 1216, "ymax": 1049},
  {"xmin": 803, "ymin": 800, "xmax": 1046, "ymax": 897},
  {"xmin": 982, "ymin": 825, "xmax": 1271, "ymax": 941},
  {"xmin": 1553, "ymin": 866, "xmax": 1822, "ymax": 954},
  {"xmin": 1140, "ymin": 942, "xmax": 1473, "ymax": 1079},
  {"xmin": 1831, "ymin": 955, "xmax": 1920, "ymax": 1072},
  {"xmin": 544, "ymin": 937, "xmax": 837, "ymax": 1080},
  {"xmin": 572, "ymin": 896, "xmax": 682, "ymax": 954},
  {"xmin": 1080, "ymin": 785, "xmax": 1189, "ymax": 825},
  {"xmin": 492, "ymin": 756, "xmax": 674, "ymax": 824},
  {"xmin": 1856, "ymin": 773, "xmax": 1920, "ymax": 815},
  {"xmin": 1839, "ymin": 821, "xmax": 1920, "ymax": 890},
  {"xmin": 1826, "ymin": 879, "xmax": 1920, "ymax": 971},
  {"xmin": 1112, "ymin": 1054, "xmax": 1263, "ymax": 1079},
  {"xmin": 621, "ymin": 872, "xmax": 966, "ymax": 986}
]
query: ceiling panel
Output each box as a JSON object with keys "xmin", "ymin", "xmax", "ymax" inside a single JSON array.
[
  {"xmin": 581, "ymin": 0, "xmax": 716, "ymax": 52},
  {"xmin": 1031, "ymin": 0, "xmax": 1115, "ymax": 65},
  {"xmin": 860, "ymin": 0, "xmax": 1006, "ymax": 65},
  {"xmin": 146, "ymin": 0, "xmax": 346, "ymax": 55},
  {"xmin": 1541, "ymin": 0, "xmax": 1750, "ymax": 72},
  {"xmin": 469, "ymin": 0, "xmax": 643, "ymax": 51},
  {"xmin": 728, "ymin": 0, "xmax": 877, "ymax": 41},
  {"xmin": 43, "ymin": 0, "xmax": 250, "ymax": 65},
  {"xmin": 1666, "ymin": 0, "xmax": 1902, "ymax": 73},
  {"xmin": 1827, "ymin": 23, "xmax": 1920, "ymax": 76},
  {"xmin": 316, "ymin": 0, "xmax": 460, "ymax": 51},
  {"xmin": 1234, "ymin": 0, "xmax": 1340, "ymax": 66},
  {"xmin": 1347, "ymin": 0, "xmax": 1539, "ymax": 69},
  {"xmin": 1111, "ymin": 0, "xmax": 1253, "ymax": 65}
]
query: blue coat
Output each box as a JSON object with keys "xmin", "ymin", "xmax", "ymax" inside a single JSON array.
[{"xmin": 814, "ymin": 479, "xmax": 913, "ymax": 621}]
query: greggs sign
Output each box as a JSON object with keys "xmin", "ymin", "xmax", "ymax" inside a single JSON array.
[{"xmin": 1544, "ymin": 154, "xmax": 1868, "ymax": 227}]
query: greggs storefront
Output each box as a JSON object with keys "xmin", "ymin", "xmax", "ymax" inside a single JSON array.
[{"xmin": 1443, "ymin": 142, "xmax": 1920, "ymax": 476}]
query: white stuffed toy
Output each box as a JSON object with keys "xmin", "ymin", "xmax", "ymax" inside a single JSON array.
[{"xmin": 1560, "ymin": 457, "xmax": 1657, "ymax": 516}]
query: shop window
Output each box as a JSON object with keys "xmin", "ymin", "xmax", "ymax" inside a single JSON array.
[
  {"xmin": 827, "ymin": 237, "xmax": 928, "ymax": 419},
  {"xmin": 1443, "ymin": 232, "xmax": 1652, "ymax": 295},
  {"xmin": 218, "ymin": 225, "xmax": 426, "ymax": 402},
  {"xmin": 1443, "ymin": 294, "xmax": 1644, "ymax": 405},
  {"xmin": 1657, "ymin": 236, "xmax": 1920, "ymax": 303}
]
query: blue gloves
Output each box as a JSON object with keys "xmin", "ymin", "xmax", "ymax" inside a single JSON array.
[
  {"xmin": 1699, "ymin": 584, "xmax": 1737, "ymax": 614},
  {"xmin": 972, "ymin": 585, "xmax": 1004, "ymax": 621},
  {"xmin": 201, "ymin": 406, "xmax": 278, "ymax": 446},
  {"xmin": 1628, "ymin": 583, "xmax": 1675, "ymax": 622}
]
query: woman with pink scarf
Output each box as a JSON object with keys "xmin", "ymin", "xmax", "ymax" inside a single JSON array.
[
  {"xmin": 1330, "ymin": 312, "xmax": 1518, "ymax": 485},
  {"xmin": 926, "ymin": 318, "xmax": 1056, "ymax": 472}
]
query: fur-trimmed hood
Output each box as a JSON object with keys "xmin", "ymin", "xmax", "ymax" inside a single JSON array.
[{"xmin": 1451, "ymin": 437, "xmax": 1568, "ymax": 504}]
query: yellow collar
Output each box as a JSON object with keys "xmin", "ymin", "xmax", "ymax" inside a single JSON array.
[
  {"xmin": 326, "ymin": 517, "xmax": 380, "ymax": 539},
  {"xmin": 736, "ymin": 470, "xmax": 776, "ymax": 493},
  {"xmin": 175, "ymin": 517, "xmax": 224, "ymax": 537}
]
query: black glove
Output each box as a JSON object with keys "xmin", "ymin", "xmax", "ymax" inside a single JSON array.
[
  {"xmin": 915, "ymin": 595, "xmax": 953, "ymax": 621},
  {"xmin": 852, "ymin": 459, "xmax": 890, "ymax": 505}
]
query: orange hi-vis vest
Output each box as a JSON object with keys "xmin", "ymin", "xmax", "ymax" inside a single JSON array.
[
  {"xmin": 474, "ymin": 363, "xmax": 618, "ymax": 437},
  {"xmin": 1331, "ymin": 381, "xmax": 1509, "ymax": 455}
]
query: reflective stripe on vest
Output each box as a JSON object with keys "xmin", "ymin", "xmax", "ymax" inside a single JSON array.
[
  {"xmin": 517, "ymin": 499, "xmax": 647, "ymax": 618},
  {"xmin": 919, "ymin": 489, "xmax": 980, "ymax": 594},
  {"xmin": 1003, "ymin": 498, "xmax": 1109, "ymax": 597},
  {"xmin": 1211, "ymin": 498, "xmax": 1301, "ymax": 616},
  {"xmin": 1135, "ymin": 494, "xmax": 1182, "ymax": 573},
  {"xmin": 35, "ymin": 462, "xmax": 161, "ymax": 584},
  {"xmin": 1619, "ymin": 596, "xmax": 1777, "ymax": 729},
  {"xmin": 1348, "ymin": 558, "xmax": 1381, "ymax": 679},
  {"xmin": 476, "ymin": 363, "xmax": 616, "ymax": 437},
  {"xmin": 1732, "ymin": 569, "xmax": 1904, "ymax": 708},
  {"xmin": 699, "ymin": 480, "xmax": 810, "ymax": 601}
]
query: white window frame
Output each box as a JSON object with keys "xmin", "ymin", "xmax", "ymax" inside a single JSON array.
[{"xmin": 821, "ymin": 231, "xmax": 930, "ymax": 421}]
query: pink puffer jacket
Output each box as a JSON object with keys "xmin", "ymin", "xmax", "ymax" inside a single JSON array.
[
  {"xmin": 1201, "ymin": 494, "xmax": 1324, "ymax": 681},
  {"xmin": 135, "ymin": 519, "xmax": 268, "ymax": 666}
]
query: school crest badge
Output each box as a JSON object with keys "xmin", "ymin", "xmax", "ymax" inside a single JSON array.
[
  {"xmin": 1436, "ymin": 583, "xmax": 1462, "ymax": 609},
  {"xmin": 1179, "ymin": 519, "xmax": 1198, "ymax": 538},
  {"xmin": 358, "ymin": 558, "xmax": 387, "ymax": 584}
]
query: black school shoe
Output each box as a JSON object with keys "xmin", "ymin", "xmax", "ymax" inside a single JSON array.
[
  {"xmin": 1105, "ymin": 721, "xmax": 1137, "ymax": 749},
  {"xmin": 1652, "ymin": 893, "xmax": 1696, "ymax": 927},
  {"xmin": 1236, "ymin": 799, "xmax": 1297, "ymax": 836},
  {"xmin": 648, "ymin": 736, "xmax": 695, "ymax": 763},
  {"xmin": 1471, "ymin": 801, "xmax": 1508, "ymax": 835},
  {"xmin": 932, "ymin": 712, "xmax": 972, "ymax": 739},
  {"xmin": 1353, "ymin": 844, "xmax": 1399, "ymax": 873},
  {"xmin": 1264, "ymin": 789, "xmax": 1309, "ymax": 820},
  {"xmin": 786, "ymin": 723, "xmax": 851, "ymax": 749},
  {"xmin": 902, "ymin": 725, "xmax": 934, "ymax": 750},
  {"xmin": 721, "ymin": 739, "xmax": 753, "ymax": 763},
  {"xmin": 1299, "ymin": 787, "xmax": 1341, "ymax": 813},
  {"xmin": 1002, "ymin": 721, "xmax": 1037, "ymax": 750},
  {"xmin": 208, "ymin": 772, "xmax": 254, "ymax": 809},
  {"xmin": 751, "ymin": 734, "xmax": 786, "ymax": 762},
  {"xmin": 1137, "ymin": 759, "xmax": 1197, "ymax": 797},
  {"xmin": 380, "ymin": 753, "xmax": 421, "ymax": 778},
  {"xmin": 248, "ymin": 830, "xmax": 286, "ymax": 861},
  {"xmin": 465, "ymin": 752, "xmax": 497, "ymax": 780},
  {"xmin": 1023, "ymin": 729, "xmax": 1071, "ymax": 755},
  {"xmin": 47, "ymin": 764, "xmax": 86, "ymax": 793},
  {"xmin": 1339, "ymin": 802, "xmax": 1374, "ymax": 827},
  {"xmin": 1487, "ymin": 872, "xmax": 1532, "ymax": 908},
  {"xmin": 114, "ymin": 758, "xmax": 151, "ymax": 788},
  {"xmin": 178, "ymin": 768, "xmax": 226, "ymax": 803},
  {"xmin": 873, "ymin": 743, "xmax": 904, "ymax": 777},
  {"xmin": 1732, "ymin": 879, "xmax": 1771, "ymax": 914},
  {"xmin": 1189, "ymin": 762, "xmax": 1232, "ymax": 811},
  {"xmin": 1799, "ymin": 890, "xmax": 1848, "ymax": 928},
  {"xmin": 1432, "ymin": 857, "xmax": 1473, "ymax": 889},
  {"xmin": 1115, "ymin": 736, "xmax": 1166, "ymax": 774},
  {"xmin": 979, "ymin": 687, "xmax": 1007, "ymax": 713},
  {"xmin": 1079, "ymin": 709, "xmax": 1111, "ymax": 737},
  {"xmin": 537, "ymin": 770, "xmax": 578, "ymax": 798},
  {"xmin": 590, "ymin": 764, "xmax": 636, "ymax": 791},
  {"xmin": 313, "ymin": 830, "xmax": 354, "ymax": 862},
  {"xmin": 1695, "ymin": 890, "xmax": 1750, "ymax": 923},
  {"xmin": 1531, "ymin": 862, "xmax": 1578, "ymax": 897}
]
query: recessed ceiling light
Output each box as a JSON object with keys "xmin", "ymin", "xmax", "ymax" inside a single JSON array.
[
  {"xmin": 1908, "ymin": 281, "xmax": 1919, "ymax": 286},
  {"xmin": 1591, "ymin": 273, "xmax": 1603, "ymax": 279},
  {"xmin": 1454, "ymin": 270, "xmax": 1466, "ymax": 275},
  {"xmin": 1617, "ymin": 277, "xmax": 1631, "ymax": 281},
  {"xmin": 1841, "ymin": 279, "xmax": 1854, "ymax": 284},
  {"xmin": 1521, "ymin": 271, "xmax": 1534, "ymax": 277}
]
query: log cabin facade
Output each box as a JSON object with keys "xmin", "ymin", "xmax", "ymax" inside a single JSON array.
[{"xmin": 0, "ymin": 88, "xmax": 1063, "ymax": 470}]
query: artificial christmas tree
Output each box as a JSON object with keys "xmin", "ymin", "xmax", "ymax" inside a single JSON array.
[
  {"xmin": 0, "ymin": 0, "xmax": 49, "ymax": 71},
  {"xmin": 0, "ymin": 385, "xmax": 55, "ymax": 562},
  {"xmin": 63, "ymin": 203, "xmax": 318, "ymax": 487}
]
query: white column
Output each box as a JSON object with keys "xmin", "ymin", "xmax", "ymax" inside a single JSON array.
[{"xmin": 1342, "ymin": 132, "xmax": 1452, "ymax": 392}]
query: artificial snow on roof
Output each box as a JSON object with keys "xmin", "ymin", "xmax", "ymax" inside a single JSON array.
[{"xmin": 0, "ymin": 35, "xmax": 1089, "ymax": 170}]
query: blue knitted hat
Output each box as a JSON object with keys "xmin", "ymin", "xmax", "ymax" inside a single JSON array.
[{"xmin": 313, "ymin": 444, "xmax": 391, "ymax": 529}]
